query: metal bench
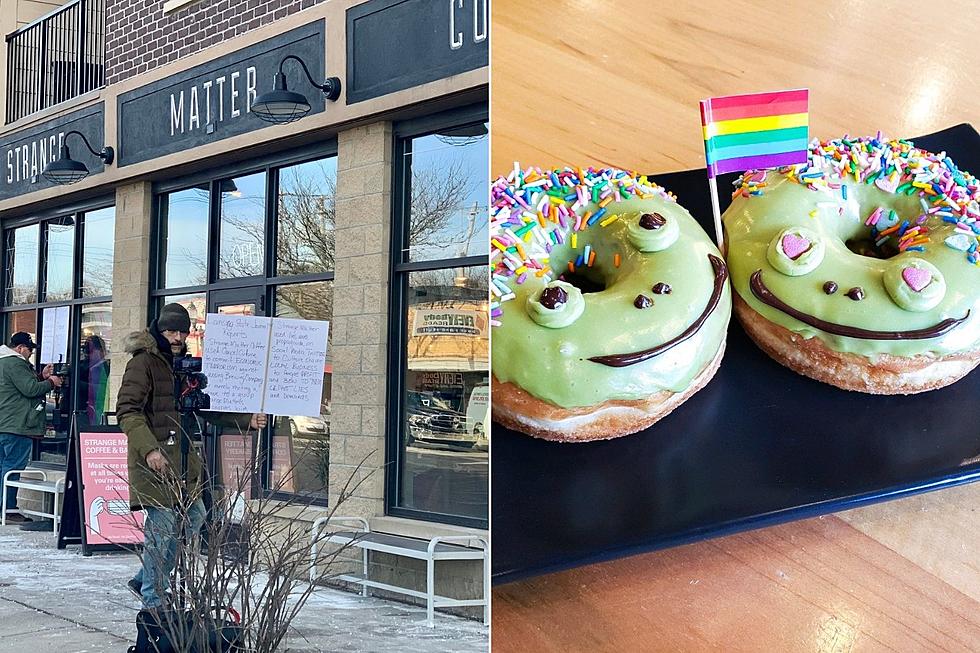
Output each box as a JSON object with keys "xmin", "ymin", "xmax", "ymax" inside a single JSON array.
[
  {"xmin": 310, "ymin": 516, "xmax": 489, "ymax": 627},
  {"xmin": 2, "ymin": 469, "xmax": 66, "ymax": 531}
]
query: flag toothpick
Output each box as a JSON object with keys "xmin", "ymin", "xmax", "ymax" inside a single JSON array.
[{"xmin": 699, "ymin": 89, "xmax": 810, "ymax": 250}]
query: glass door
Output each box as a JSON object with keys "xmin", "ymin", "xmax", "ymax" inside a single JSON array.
[{"xmin": 205, "ymin": 287, "xmax": 266, "ymax": 501}]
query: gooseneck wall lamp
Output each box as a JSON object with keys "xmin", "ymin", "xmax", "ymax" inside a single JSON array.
[
  {"xmin": 251, "ymin": 55, "xmax": 342, "ymax": 125},
  {"xmin": 41, "ymin": 130, "xmax": 115, "ymax": 185}
]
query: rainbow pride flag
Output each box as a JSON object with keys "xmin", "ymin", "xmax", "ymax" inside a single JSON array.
[{"xmin": 700, "ymin": 89, "xmax": 809, "ymax": 178}]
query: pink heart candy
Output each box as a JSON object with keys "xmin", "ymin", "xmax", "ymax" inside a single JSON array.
[
  {"xmin": 781, "ymin": 234, "xmax": 811, "ymax": 260},
  {"xmin": 902, "ymin": 267, "xmax": 931, "ymax": 292}
]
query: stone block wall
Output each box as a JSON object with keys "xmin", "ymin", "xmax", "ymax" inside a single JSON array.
[
  {"xmin": 327, "ymin": 122, "xmax": 392, "ymax": 519},
  {"xmin": 107, "ymin": 181, "xmax": 154, "ymax": 410}
]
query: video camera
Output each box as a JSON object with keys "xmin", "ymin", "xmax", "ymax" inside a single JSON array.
[{"xmin": 173, "ymin": 355, "xmax": 210, "ymax": 413}]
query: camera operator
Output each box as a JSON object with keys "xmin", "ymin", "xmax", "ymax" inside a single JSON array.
[
  {"xmin": 117, "ymin": 303, "xmax": 267, "ymax": 609},
  {"xmin": 0, "ymin": 332, "xmax": 62, "ymax": 524}
]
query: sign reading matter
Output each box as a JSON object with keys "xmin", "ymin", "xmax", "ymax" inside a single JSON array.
[
  {"xmin": 79, "ymin": 431, "xmax": 144, "ymax": 546},
  {"xmin": 203, "ymin": 313, "xmax": 329, "ymax": 417},
  {"xmin": 117, "ymin": 22, "xmax": 325, "ymax": 167}
]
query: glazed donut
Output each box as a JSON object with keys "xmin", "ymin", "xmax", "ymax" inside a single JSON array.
[
  {"xmin": 724, "ymin": 135, "xmax": 980, "ymax": 394},
  {"xmin": 491, "ymin": 166, "xmax": 731, "ymax": 442}
]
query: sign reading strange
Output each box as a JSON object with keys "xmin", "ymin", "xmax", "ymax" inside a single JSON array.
[
  {"xmin": 346, "ymin": 0, "xmax": 488, "ymax": 103},
  {"xmin": 117, "ymin": 21, "xmax": 325, "ymax": 167},
  {"xmin": 0, "ymin": 103, "xmax": 105, "ymax": 201}
]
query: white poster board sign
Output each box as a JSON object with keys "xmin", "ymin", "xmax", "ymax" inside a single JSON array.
[
  {"xmin": 263, "ymin": 318, "xmax": 330, "ymax": 417},
  {"xmin": 40, "ymin": 306, "xmax": 70, "ymax": 364},
  {"xmin": 201, "ymin": 314, "xmax": 272, "ymax": 414},
  {"xmin": 202, "ymin": 313, "xmax": 329, "ymax": 417}
]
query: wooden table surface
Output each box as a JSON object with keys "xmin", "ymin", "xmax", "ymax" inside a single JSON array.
[{"xmin": 490, "ymin": 1, "xmax": 980, "ymax": 650}]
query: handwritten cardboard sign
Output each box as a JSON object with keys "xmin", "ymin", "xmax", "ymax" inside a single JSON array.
[
  {"xmin": 202, "ymin": 313, "xmax": 329, "ymax": 417},
  {"xmin": 40, "ymin": 305, "xmax": 70, "ymax": 364}
]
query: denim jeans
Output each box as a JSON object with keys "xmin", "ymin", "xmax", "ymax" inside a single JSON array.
[
  {"xmin": 132, "ymin": 497, "xmax": 206, "ymax": 608},
  {"xmin": 0, "ymin": 433, "xmax": 33, "ymax": 510}
]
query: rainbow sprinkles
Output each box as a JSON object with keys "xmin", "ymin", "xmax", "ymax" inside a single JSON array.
[
  {"xmin": 732, "ymin": 135, "xmax": 980, "ymax": 264},
  {"xmin": 490, "ymin": 166, "xmax": 676, "ymax": 327}
]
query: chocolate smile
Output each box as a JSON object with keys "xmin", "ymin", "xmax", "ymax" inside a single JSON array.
[
  {"xmin": 589, "ymin": 254, "xmax": 728, "ymax": 367},
  {"xmin": 749, "ymin": 269, "xmax": 969, "ymax": 340}
]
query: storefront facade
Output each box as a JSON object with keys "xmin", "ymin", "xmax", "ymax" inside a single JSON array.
[{"xmin": 0, "ymin": 0, "xmax": 487, "ymax": 610}]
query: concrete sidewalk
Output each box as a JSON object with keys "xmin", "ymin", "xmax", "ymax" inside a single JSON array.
[{"xmin": 0, "ymin": 524, "xmax": 488, "ymax": 653}]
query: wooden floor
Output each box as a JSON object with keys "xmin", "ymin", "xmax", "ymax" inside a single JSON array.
[{"xmin": 490, "ymin": 1, "xmax": 980, "ymax": 650}]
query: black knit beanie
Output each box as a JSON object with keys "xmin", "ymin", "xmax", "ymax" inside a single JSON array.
[{"xmin": 157, "ymin": 303, "xmax": 191, "ymax": 332}]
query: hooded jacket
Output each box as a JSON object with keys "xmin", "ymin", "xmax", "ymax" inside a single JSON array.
[
  {"xmin": 116, "ymin": 325, "xmax": 203, "ymax": 509},
  {"xmin": 0, "ymin": 345, "xmax": 53, "ymax": 437}
]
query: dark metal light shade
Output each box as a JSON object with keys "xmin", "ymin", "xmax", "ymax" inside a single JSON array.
[
  {"xmin": 252, "ymin": 72, "xmax": 311, "ymax": 124},
  {"xmin": 42, "ymin": 146, "xmax": 90, "ymax": 184},
  {"xmin": 251, "ymin": 68, "xmax": 341, "ymax": 124}
]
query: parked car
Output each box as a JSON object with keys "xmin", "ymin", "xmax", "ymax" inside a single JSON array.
[
  {"xmin": 407, "ymin": 391, "xmax": 475, "ymax": 449},
  {"xmin": 288, "ymin": 414, "xmax": 329, "ymax": 437}
]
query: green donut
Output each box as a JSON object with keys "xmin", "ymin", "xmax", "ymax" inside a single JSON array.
[
  {"xmin": 724, "ymin": 135, "xmax": 980, "ymax": 363},
  {"xmin": 491, "ymin": 166, "xmax": 731, "ymax": 415}
]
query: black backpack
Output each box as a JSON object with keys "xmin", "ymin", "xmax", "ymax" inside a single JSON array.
[{"xmin": 128, "ymin": 608, "xmax": 243, "ymax": 653}]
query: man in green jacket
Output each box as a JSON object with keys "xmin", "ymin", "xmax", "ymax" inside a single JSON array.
[
  {"xmin": 0, "ymin": 332, "xmax": 62, "ymax": 523},
  {"xmin": 117, "ymin": 303, "xmax": 266, "ymax": 608}
]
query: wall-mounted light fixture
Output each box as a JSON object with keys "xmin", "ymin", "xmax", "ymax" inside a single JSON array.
[
  {"xmin": 41, "ymin": 131, "xmax": 114, "ymax": 185},
  {"xmin": 251, "ymin": 55, "xmax": 341, "ymax": 125}
]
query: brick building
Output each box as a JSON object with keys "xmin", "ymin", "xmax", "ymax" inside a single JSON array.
[{"xmin": 0, "ymin": 0, "xmax": 488, "ymax": 619}]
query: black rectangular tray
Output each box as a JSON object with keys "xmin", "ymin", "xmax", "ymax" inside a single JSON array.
[{"xmin": 492, "ymin": 123, "xmax": 980, "ymax": 583}]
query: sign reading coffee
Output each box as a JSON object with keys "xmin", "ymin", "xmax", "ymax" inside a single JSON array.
[
  {"xmin": 117, "ymin": 21, "xmax": 325, "ymax": 167},
  {"xmin": 0, "ymin": 103, "xmax": 105, "ymax": 201},
  {"xmin": 346, "ymin": 0, "xmax": 488, "ymax": 103}
]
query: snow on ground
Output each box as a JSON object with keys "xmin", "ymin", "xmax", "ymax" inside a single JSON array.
[{"xmin": 0, "ymin": 524, "xmax": 488, "ymax": 652}]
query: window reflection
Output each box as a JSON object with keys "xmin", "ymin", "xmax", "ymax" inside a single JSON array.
[
  {"xmin": 82, "ymin": 207, "xmax": 115, "ymax": 297},
  {"xmin": 272, "ymin": 281, "xmax": 333, "ymax": 497},
  {"xmin": 78, "ymin": 302, "xmax": 112, "ymax": 427},
  {"xmin": 399, "ymin": 266, "xmax": 489, "ymax": 520},
  {"xmin": 219, "ymin": 172, "xmax": 266, "ymax": 279},
  {"xmin": 45, "ymin": 218, "xmax": 75, "ymax": 301},
  {"xmin": 161, "ymin": 293, "xmax": 207, "ymax": 357},
  {"xmin": 4, "ymin": 310, "xmax": 37, "ymax": 365},
  {"xmin": 403, "ymin": 123, "xmax": 488, "ymax": 262},
  {"xmin": 277, "ymin": 158, "xmax": 336, "ymax": 276},
  {"xmin": 269, "ymin": 281, "xmax": 333, "ymax": 497},
  {"xmin": 6, "ymin": 224, "xmax": 39, "ymax": 304},
  {"xmin": 161, "ymin": 187, "xmax": 209, "ymax": 288}
]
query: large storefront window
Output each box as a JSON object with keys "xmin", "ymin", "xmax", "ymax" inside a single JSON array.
[
  {"xmin": 45, "ymin": 220, "xmax": 75, "ymax": 301},
  {"xmin": 272, "ymin": 281, "xmax": 333, "ymax": 497},
  {"xmin": 0, "ymin": 204, "xmax": 115, "ymax": 467},
  {"xmin": 5, "ymin": 224, "xmax": 39, "ymax": 305},
  {"xmin": 154, "ymin": 147, "xmax": 336, "ymax": 501},
  {"xmin": 389, "ymin": 108, "xmax": 488, "ymax": 528},
  {"xmin": 159, "ymin": 186, "xmax": 209, "ymax": 289},
  {"xmin": 82, "ymin": 207, "xmax": 116, "ymax": 298},
  {"xmin": 219, "ymin": 172, "xmax": 266, "ymax": 279}
]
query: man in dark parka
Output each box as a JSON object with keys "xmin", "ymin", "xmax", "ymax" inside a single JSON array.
[{"xmin": 117, "ymin": 303, "xmax": 266, "ymax": 608}]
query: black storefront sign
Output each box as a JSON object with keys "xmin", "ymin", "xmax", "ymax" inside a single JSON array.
[
  {"xmin": 346, "ymin": 0, "xmax": 488, "ymax": 104},
  {"xmin": 0, "ymin": 103, "xmax": 105, "ymax": 200},
  {"xmin": 117, "ymin": 21, "xmax": 325, "ymax": 167}
]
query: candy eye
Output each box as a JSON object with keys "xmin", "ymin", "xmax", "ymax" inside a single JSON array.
[
  {"xmin": 883, "ymin": 258, "xmax": 946, "ymax": 311},
  {"xmin": 527, "ymin": 281, "xmax": 585, "ymax": 328},
  {"xmin": 627, "ymin": 211, "xmax": 679, "ymax": 252},
  {"xmin": 766, "ymin": 227, "xmax": 825, "ymax": 276}
]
